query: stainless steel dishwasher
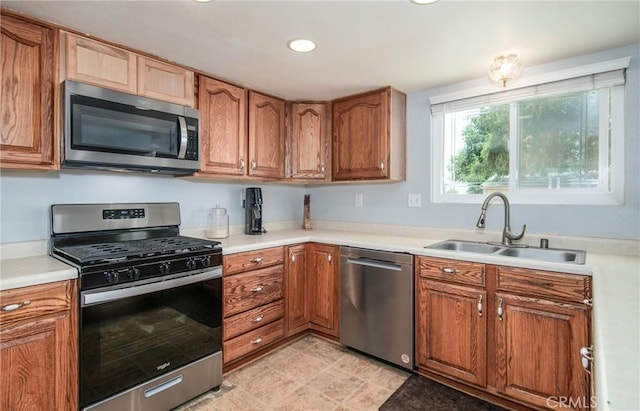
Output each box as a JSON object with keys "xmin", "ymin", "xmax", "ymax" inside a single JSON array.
[{"xmin": 340, "ymin": 246, "xmax": 414, "ymax": 370}]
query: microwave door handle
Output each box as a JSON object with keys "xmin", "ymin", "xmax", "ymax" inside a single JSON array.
[{"xmin": 177, "ymin": 116, "xmax": 188, "ymax": 159}]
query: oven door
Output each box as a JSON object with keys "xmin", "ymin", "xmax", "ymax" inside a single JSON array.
[{"xmin": 79, "ymin": 269, "xmax": 222, "ymax": 409}]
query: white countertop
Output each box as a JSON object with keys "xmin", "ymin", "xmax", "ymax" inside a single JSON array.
[{"xmin": 1, "ymin": 228, "xmax": 638, "ymax": 410}]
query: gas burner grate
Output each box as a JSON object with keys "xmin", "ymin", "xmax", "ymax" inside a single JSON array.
[{"xmin": 55, "ymin": 236, "xmax": 219, "ymax": 264}]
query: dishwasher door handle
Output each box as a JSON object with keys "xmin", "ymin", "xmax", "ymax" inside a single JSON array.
[{"xmin": 346, "ymin": 257, "xmax": 403, "ymax": 271}]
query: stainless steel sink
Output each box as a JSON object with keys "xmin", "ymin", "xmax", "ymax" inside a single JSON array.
[
  {"xmin": 496, "ymin": 247, "xmax": 586, "ymax": 264},
  {"xmin": 427, "ymin": 240, "xmax": 502, "ymax": 254},
  {"xmin": 425, "ymin": 239, "xmax": 586, "ymax": 264}
]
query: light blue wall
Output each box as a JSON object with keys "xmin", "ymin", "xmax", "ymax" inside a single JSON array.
[
  {"xmin": 308, "ymin": 44, "xmax": 640, "ymax": 241},
  {"xmin": 0, "ymin": 170, "xmax": 306, "ymax": 243},
  {"xmin": 1, "ymin": 45, "xmax": 638, "ymax": 243}
]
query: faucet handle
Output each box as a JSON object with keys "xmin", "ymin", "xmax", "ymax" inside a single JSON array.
[{"xmin": 506, "ymin": 224, "xmax": 526, "ymax": 241}]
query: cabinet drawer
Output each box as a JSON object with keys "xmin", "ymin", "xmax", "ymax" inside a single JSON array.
[
  {"xmin": 224, "ymin": 300, "xmax": 284, "ymax": 340},
  {"xmin": 223, "ymin": 319, "xmax": 284, "ymax": 364},
  {"xmin": 497, "ymin": 266, "xmax": 591, "ymax": 304},
  {"xmin": 417, "ymin": 257, "xmax": 485, "ymax": 287},
  {"xmin": 0, "ymin": 281, "xmax": 73, "ymax": 329},
  {"xmin": 224, "ymin": 247, "xmax": 284, "ymax": 276},
  {"xmin": 224, "ymin": 265, "xmax": 284, "ymax": 317}
]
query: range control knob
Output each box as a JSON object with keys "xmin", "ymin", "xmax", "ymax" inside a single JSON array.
[
  {"xmin": 127, "ymin": 267, "xmax": 141, "ymax": 280},
  {"xmin": 159, "ymin": 262, "xmax": 171, "ymax": 275},
  {"xmin": 200, "ymin": 255, "xmax": 211, "ymax": 267},
  {"xmin": 186, "ymin": 258, "xmax": 197, "ymax": 270},
  {"xmin": 104, "ymin": 270, "xmax": 119, "ymax": 284}
]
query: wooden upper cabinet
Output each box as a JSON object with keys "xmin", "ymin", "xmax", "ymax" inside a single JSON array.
[
  {"xmin": 199, "ymin": 76, "xmax": 247, "ymax": 175},
  {"xmin": 332, "ymin": 87, "xmax": 406, "ymax": 181},
  {"xmin": 248, "ymin": 91, "xmax": 286, "ymax": 179},
  {"xmin": 0, "ymin": 13, "xmax": 58, "ymax": 169},
  {"xmin": 62, "ymin": 32, "xmax": 137, "ymax": 94},
  {"xmin": 288, "ymin": 102, "xmax": 330, "ymax": 180},
  {"xmin": 62, "ymin": 32, "xmax": 194, "ymax": 107},
  {"xmin": 137, "ymin": 56, "xmax": 194, "ymax": 107}
]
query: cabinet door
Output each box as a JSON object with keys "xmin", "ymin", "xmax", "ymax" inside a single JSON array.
[
  {"xmin": 285, "ymin": 244, "xmax": 310, "ymax": 336},
  {"xmin": 1, "ymin": 14, "xmax": 57, "ymax": 169},
  {"xmin": 308, "ymin": 244, "xmax": 339, "ymax": 337},
  {"xmin": 332, "ymin": 88, "xmax": 389, "ymax": 180},
  {"xmin": 495, "ymin": 293, "xmax": 590, "ymax": 410},
  {"xmin": 0, "ymin": 280, "xmax": 77, "ymax": 411},
  {"xmin": 248, "ymin": 91, "xmax": 286, "ymax": 179},
  {"xmin": 289, "ymin": 103, "xmax": 329, "ymax": 180},
  {"xmin": 199, "ymin": 76, "xmax": 247, "ymax": 176},
  {"xmin": 63, "ymin": 32, "xmax": 137, "ymax": 94},
  {"xmin": 417, "ymin": 279, "xmax": 487, "ymax": 387},
  {"xmin": 137, "ymin": 56, "xmax": 194, "ymax": 107}
]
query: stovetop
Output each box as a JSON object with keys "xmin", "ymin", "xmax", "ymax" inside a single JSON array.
[{"xmin": 54, "ymin": 235, "xmax": 220, "ymax": 265}]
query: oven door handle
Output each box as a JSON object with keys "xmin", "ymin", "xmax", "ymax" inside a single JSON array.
[{"xmin": 81, "ymin": 268, "xmax": 222, "ymax": 307}]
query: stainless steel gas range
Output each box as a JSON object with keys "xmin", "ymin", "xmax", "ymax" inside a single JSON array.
[{"xmin": 50, "ymin": 202, "xmax": 223, "ymax": 411}]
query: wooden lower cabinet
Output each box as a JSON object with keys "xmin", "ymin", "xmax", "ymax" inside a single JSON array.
[
  {"xmin": 418, "ymin": 278, "xmax": 487, "ymax": 387},
  {"xmin": 222, "ymin": 247, "xmax": 285, "ymax": 365},
  {"xmin": 308, "ymin": 243, "xmax": 340, "ymax": 337},
  {"xmin": 495, "ymin": 293, "xmax": 590, "ymax": 409},
  {"xmin": 285, "ymin": 244, "xmax": 310, "ymax": 336},
  {"xmin": 416, "ymin": 256, "xmax": 593, "ymax": 410},
  {"xmin": 0, "ymin": 280, "xmax": 78, "ymax": 411}
]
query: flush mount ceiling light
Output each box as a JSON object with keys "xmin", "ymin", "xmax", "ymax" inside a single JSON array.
[
  {"xmin": 489, "ymin": 54, "xmax": 523, "ymax": 87},
  {"xmin": 192, "ymin": 0, "xmax": 214, "ymax": 3},
  {"xmin": 410, "ymin": 0, "xmax": 439, "ymax": 4},
  {"xmin": 287, "ymin": 39, "xmax": 316, "ymax": 53}
]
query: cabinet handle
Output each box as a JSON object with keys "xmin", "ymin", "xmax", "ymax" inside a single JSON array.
[
  {"xmin": 580, "ymin": 345, "xmax": 593, "ymax": 374},
  {"xmin": 328, "ymin": 253, "xmax": 332, "ymax": 263},
  {"xmin": 583, "ymin": 298, "xmax": 593, "ymax": 306},
  {"xmin": 380, "ymin": 160, "xmax": 385, "ymax": 171},
  {"xmin": 1, "ymin": 300, "xmax": 31, "ymax": 312},
  {"xmin": 320, "ymin": 163, "xmax": 326, "ymax": 173},
  {"xmin": 291, "ymin": 253, "xmax": 296, "ymax": 264},
  {"xmin": 250, "ymin": 257, "xmax": 263, "ymax": 264},
  {"xmin": 240, "ymin": 158, "xmax": 245, "ymax": 170},
  {"xmin": 250, "ymin": 315, "xmax": 264, "ymax": 323},
  {"xmin": 251, "ymin": 285, "xmax": 264, "ymax": 292},
  {"xmin": 251, "ymin": 337, "xmax": 263, "ymax": 344},
  {"xmin": 251, "ymin": 159, "xmax": 257, "ymax": 170},
  {"xmin": 477, "ymin": 295, "xmax": 483, "ymax": 317},
  {"xmin": 440, "ymin": 267, "xmax": 459, "ymax": 274},
  {"xmin": 497, "ymin": 298, "xmax": 504, "ymax": 320}
]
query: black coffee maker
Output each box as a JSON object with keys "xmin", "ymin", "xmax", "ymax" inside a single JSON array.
[{"xmin": 244, "ymin": 187, "xmax": 264, "ymax": 235}]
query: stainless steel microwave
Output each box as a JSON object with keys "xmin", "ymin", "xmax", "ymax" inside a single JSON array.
[{"xmin": 63, "ymin": 80, "xmax": 200, "ymax": 175}]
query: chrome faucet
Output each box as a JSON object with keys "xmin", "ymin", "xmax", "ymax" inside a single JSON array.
[{"xmin": 476, "ymin": 192, "xmax": 526, "ymax": 246}]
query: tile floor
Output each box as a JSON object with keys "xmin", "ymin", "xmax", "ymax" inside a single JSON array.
[{"xmin": 175, "ymin": 334, "xmax": 411, "ymax": 411}]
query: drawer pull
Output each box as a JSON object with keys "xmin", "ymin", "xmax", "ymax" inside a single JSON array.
[
  {"xmin": 251, "ymin": 337, "xmax": 263, "ymax": 344},
  {"xmin": 440, "ymin": 267, "xmax": 459, "ymax": 274},
  {"xmin": 1, "ymin": 301, "xmax": 31, "ymax": 312},
  {"xmin": 580, "ymin": 345, "xmax": 593, "ymax": 374},
  {"xmin": 251, "ymin": 285, "xmax": 264, "ymax": 292},
  {"xmin": 250, "ymin": 257, "xmax": 264, "ymax": 264},
  {"xmin": 477, "ymin": 295, "xmax": 483, "ymax": 317},
  {"xmin": 497, "ymin": 298, "xmax": 504, "ymax": 320},
  {"xmin": 250, "ymin": 316, "xmax": 264, "ymax": 323}
]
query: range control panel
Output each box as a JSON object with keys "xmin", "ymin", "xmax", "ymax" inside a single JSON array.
[{"xmin": 103, "ymin": 208, "xmax": 146, "ymax": 220}]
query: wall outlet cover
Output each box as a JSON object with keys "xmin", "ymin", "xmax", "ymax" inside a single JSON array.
[{"xmin": 408, "ymin": 193, "xmax": 422, "ymax": 207}]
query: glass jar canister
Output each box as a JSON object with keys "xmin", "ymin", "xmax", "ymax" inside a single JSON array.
[{"xmin": 207, "ymin": 206, "xmax": 229, "ymax": 239}]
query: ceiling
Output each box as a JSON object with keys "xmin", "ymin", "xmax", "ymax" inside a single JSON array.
[{"xmin": 4, "ymin": 0, "xmax": 639, "ymax": 101}]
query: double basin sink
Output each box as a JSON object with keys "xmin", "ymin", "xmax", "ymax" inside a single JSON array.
[{"xmin": 426, "ymin": 240, "xmax": 586, "ymax": 264}]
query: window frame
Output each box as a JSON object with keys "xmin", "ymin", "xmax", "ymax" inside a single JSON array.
[{"xmin": 430, "ymin": 59, "xmax": 628, "ymax": 206}]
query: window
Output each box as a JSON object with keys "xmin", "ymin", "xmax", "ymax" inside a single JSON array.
[{"xmin": 431, "ymin": 59, "xmax": 628, "ymax": 205}]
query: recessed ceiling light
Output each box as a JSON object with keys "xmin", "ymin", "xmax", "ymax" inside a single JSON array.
[
  {"xmin": 410, "ymin": 0, "xmax": 439, "ymax": 4},
  {"xmin": 192, "ymin": 0, "xmax": 213, "ymax": 3},
  {"xmin": 287, "ymin": 39, "xmax": 316, "ymax": 53}
]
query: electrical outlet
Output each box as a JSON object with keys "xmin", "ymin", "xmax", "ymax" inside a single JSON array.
[
  {"xmin": 408, "ymin": 193, "xmax": 422, "ymax": 207},
  {"xmin": 355, "ymin": 193, "xmax": 363, "ymax": 207},
  {"xmin": 241, "ymin": 191, "xmax": 245, "ymax": 208}
]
